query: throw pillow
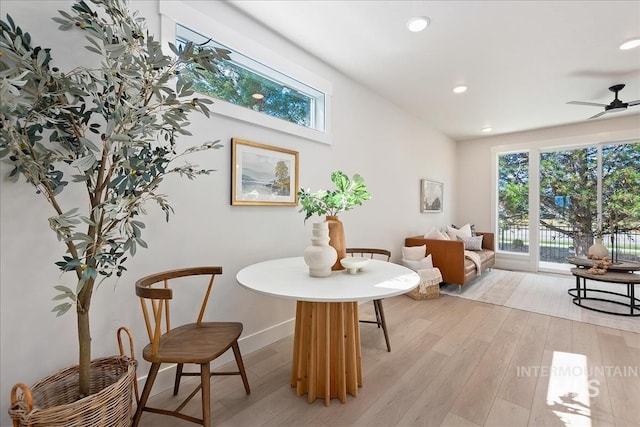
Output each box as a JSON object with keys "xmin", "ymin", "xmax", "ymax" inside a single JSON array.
[
  {"xmin": 423, "ymin": 226, "xmax": 441, "ymax": 239},
  {"xmin": 447, "ymin": 223, "xmax": 472, "ymax": 240},
  {"xmin": 402, "ymin": 254, "xmax": 433, "ymax": 271},
  {"xmin": 402, "ymin": 245, "xmax": 426, "ymax": 261},
  {"xmin": 451, "ymin": 223, "xmax": 476, "ymax": 236},
  {"xmin": 424, "ymin": 227, "xmax": 449, "ymax": 240},
  {"xmin": 458, "ymin": 234, "xmax": 483, "ymax": 251}
]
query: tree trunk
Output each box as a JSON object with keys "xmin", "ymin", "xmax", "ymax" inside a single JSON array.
[
  {"xmin": 77, "ymin": 308, "xmax": 91, "ymax": 398},
  {"xmin": 77, "ymin": 277, "xmax": 94, "ymax": 398}
]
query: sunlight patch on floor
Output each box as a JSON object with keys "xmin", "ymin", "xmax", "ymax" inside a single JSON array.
[{"xmin": 546, "ymin": 351, "xmax": 593, "ymax": 426}]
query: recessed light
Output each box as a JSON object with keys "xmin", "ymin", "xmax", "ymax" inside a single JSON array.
[
  {"xmin": 453, "ymin": 85, "xmax": 468, "ymax": 94},
  {"xmin": 252, "ymin": 93, "xmax": 264, "ymax": 100},
  {"xmin": 481, "ymin": 126, "xmax": 492, "ymax": 133},
  {"xmin": 406, "ymin": 16, "xmax": 430, "ymax": 32},
  {"xmin": 620, "ymin": 38, "xmax": 640, "ymax": 50}
]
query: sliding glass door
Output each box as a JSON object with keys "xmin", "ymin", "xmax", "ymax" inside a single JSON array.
[
  {"xmin": 497, "ymin": 141, "xmax": 640, "ymax": 269},
  {"xmin": 539, "ymin": 147, "xmax": 597, "ymax": 262},
  {"xmin": 497, "ymin": 152, "xmax": 529, "ymax": 254},
  {"xmin": 601, "ymin": 143, "xmax": 640, "ymax": 261}
]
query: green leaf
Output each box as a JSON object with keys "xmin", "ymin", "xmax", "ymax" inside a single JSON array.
[
  {"xmin": 82, "ymin": 267, "xmax": 97, "ymax": 281},
  {"xmin": 85, "ymin": 45, "xmax": 102, "ymax": 55},
  {"xmin": 331, "ymin": 170, "xmax": 350, "ymax": 192},
  {"xmin": 52, "ymin": 303, "xmax": 72, "ymax": 317},
  {"xmin": 110, "ymin": 134, "xmax": 132, "ymax": 142},
  {"xmin": 168, "ymin": 41, "xmax": 179, "ymax": 56},
  {"xmin": 79, "ymin": 137, "xmax": 100, "ymax": 152},
  {"xmin": 36, "ymin": 48, "xmax": 47, "ymax": 66},
  {"xmin": 54, "ymin": 285, "xmax": 73, "ymax": 294},
  {"xmin": 70, "ymin": 153, "xmax": 96, "ymax": 172},
  {"xmin": 57, "ymin": 9, "xmax": 74, "ymax": 20}
]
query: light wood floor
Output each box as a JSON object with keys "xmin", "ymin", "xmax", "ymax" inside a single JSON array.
[{"xmin": 138, "ymin": 292, "xmax": 640, "ymax": 427}]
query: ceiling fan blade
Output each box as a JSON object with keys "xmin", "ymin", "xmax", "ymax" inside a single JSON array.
[
  {"xmin": 627, "ymin": 99, "xmax": 640, "ymax": 106},
  {"xmin": 588, "ymin": 111, "xmax": 607, "ymax": 119},
  {"xmin": 567, "ymin": 101, "xmax": 608, "ymax": 107}
]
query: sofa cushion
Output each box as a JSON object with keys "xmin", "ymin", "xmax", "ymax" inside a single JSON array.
[
  {"xmin": 477, "ymin": 249, "xmax": 496, "ymax": 268},
  {"xmin": 464, "ymin": 259, "xmax": 477, "ymax": 276}
]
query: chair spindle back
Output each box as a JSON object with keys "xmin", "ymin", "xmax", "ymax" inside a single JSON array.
[{"xmin": 135, "ymin": 266, "xmax": 223, "ymax": 356}]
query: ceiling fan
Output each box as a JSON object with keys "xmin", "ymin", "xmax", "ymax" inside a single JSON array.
[{"xmin": 568, "ymin": 84, "xmax": 640, "ymax": 119}]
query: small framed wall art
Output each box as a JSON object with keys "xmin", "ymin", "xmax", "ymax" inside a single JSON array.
[
  {"xmin": 420, "ymin": 179, "xmax": 443, "ymax": 213},
  {"xmin": 231, "ymin": 138, "xmax": 299, "ymax": 206}
]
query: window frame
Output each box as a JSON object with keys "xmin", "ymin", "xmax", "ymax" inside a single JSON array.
[
  {"xmin": 159, "ymin": 2, "xmax": 333, "ymax": 144},
  {"xmin": 496, "ymin": 150, "xmax": 531, "ymax": 256},
  {"xmin": 493, "ymin": 138, "xmax": 639, "ymax": 273}
]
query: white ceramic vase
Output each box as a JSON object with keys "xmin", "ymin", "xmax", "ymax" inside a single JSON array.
[
  {"xmin": 588, "ymin": 237, "xmax": 608, "ymax": 258},
  {"xmin": 303, "ymin": 222, "xmax": 337, "ymax": 277}
]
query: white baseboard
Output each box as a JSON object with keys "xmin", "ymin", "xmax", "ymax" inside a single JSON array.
[{"xmin": 135, "ymin": 317, "xmax": 295, "ymax": 396}]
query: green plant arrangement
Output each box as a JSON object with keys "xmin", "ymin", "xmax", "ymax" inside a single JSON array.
[
  {"xmin": 0, "ymin": 0, "xmax": 228, "ymax": 399},
  {"xmin": 298, "ymin": 170, "xmax": 371, "ymax": 221}
]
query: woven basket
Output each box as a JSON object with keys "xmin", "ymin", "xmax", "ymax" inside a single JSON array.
[
  {"xmin": 406, "ymin": 283, "xmax": 440, "ymax": 300},
  {"xmin": 405, "ymin": 267, "xmax": 442, "ymax": 300},
  {"xmin": 9, "ymin": 355, "xmax": 137, "ymax": 427}
]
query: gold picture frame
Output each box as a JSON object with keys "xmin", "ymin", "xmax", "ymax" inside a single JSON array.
[{"xmin": 231, "ymin": 138, "xmax": 299, "ymax": 206}]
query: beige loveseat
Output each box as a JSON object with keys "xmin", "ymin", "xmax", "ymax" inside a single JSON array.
[{"xmin": 404, "ymin": 232, "xmax": 495, "ymax": 290}]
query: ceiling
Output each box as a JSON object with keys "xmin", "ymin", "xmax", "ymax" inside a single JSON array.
[{"xmin": 228, "ymin": 0, "xmax": 640, "ymax": 141}]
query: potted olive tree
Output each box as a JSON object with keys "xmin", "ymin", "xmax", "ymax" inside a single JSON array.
[{"xmin": 1, "ymin": 0, "xmax": 227, "ymax": 424}]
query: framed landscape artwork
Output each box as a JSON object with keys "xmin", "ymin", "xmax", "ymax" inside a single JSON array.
[
  {"xmin": 420, "ymin": 179, "xmax": 443, "ymax": 213},
  {"xmin": 231, "ymin": 138, "xmax": 299, "ymax": 206}
]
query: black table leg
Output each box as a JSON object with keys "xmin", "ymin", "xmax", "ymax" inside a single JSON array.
[{"xmin": 570, "ymin": 268, "xmax": 640, "ymax": 317}]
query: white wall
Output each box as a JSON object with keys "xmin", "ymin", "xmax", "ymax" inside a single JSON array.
[
  {"xmin": 456, "ymin": 113, "xmax": 640, "ymax": 271},
  {"xmin": 0, "ymin": 1, "xmax": 457, "ymax": 423}
]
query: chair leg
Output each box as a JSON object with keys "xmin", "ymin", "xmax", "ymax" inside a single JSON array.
[
  {"xmin": 173, "ymin": 363, "xmax": 184, "ymax": 395},
  {"xmin": 132, "ymin": 362, "xmax": 161, "ymax": 427},
  {"xmin": 201, "ymin": 363, "xmax": 211, "ymax": 427},
  {"xmin": 375, "ymin": 299, "xmax": 391, "ymax": 352},
  {"xmin": 373, "ymin": 300, "xmax": 382, "ymax": 328},
  {"xmin": 232, "ymin": 341, "xmax": 251, "ymax": 394}
]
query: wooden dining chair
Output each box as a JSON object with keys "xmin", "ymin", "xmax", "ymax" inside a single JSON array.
[
  {"xmin": 132, "ymin": 266, "xmax": 250, "ymax": 427},
  {"xmin": 345, "ymin": 248, "xmax": 392, "ymax": 352}
]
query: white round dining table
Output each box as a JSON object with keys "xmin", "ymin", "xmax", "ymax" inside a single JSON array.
[{"xmin": 237, "ymin": 257, "xmax": 420, "ymax": 405}]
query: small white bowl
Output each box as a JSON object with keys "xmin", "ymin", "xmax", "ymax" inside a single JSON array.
[{"xmin": 340, "ymin": 257, "xmax": 370, "ymax": 274}]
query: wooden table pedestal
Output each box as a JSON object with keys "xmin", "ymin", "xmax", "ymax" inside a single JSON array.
[{"xmin": 291, "ymin": 301, "xmax": 362, "ymax": 405}]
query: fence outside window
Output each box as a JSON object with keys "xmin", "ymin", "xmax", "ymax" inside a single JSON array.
[{"xmin": 498, "ymin": 223, "xmax": 640, "ymax": 262}]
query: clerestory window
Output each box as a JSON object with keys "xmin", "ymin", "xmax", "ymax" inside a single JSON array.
[{"xmin": 175, "ymin": 23, "xmax": 327, "ymax": 137}]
